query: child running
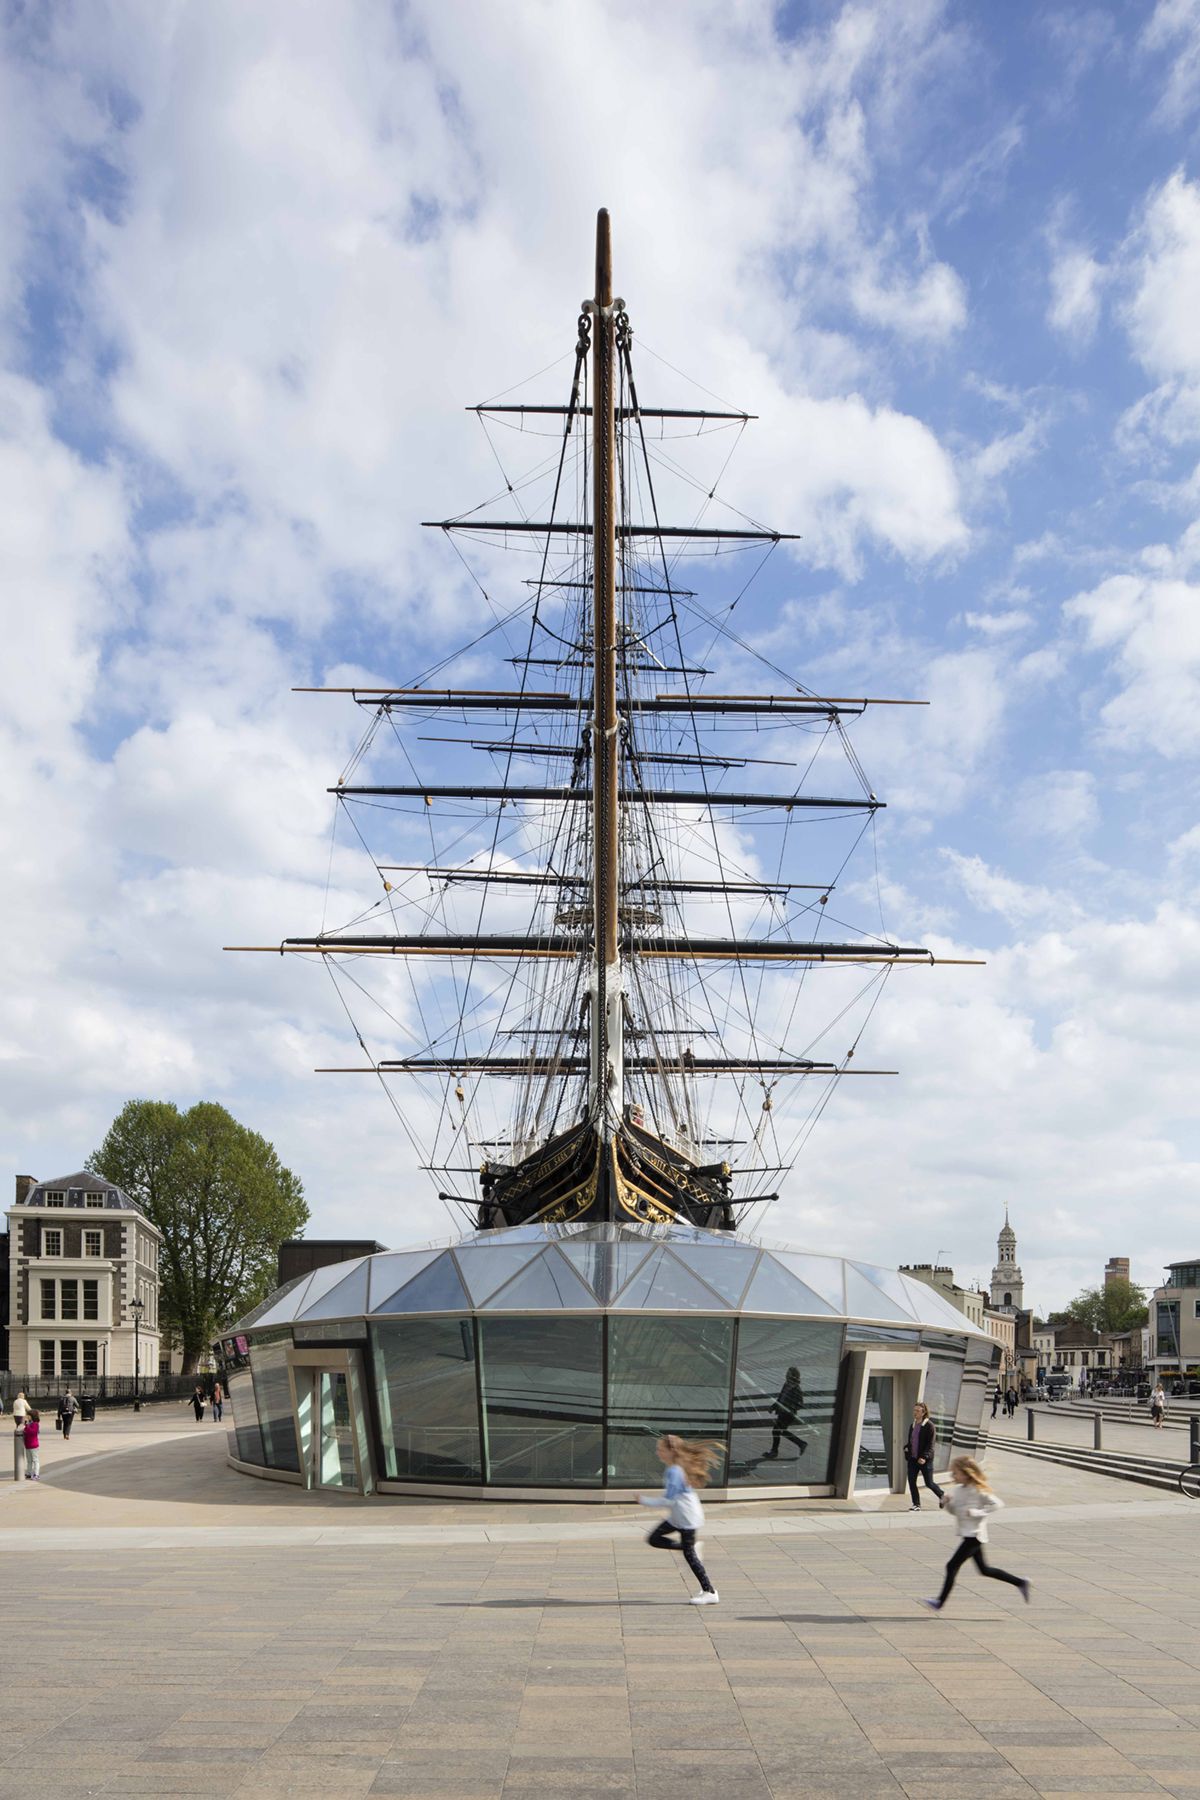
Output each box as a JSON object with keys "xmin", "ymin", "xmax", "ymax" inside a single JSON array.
[
  {"xmin": 639, "ymin": 1433, "xmax": 721, "ymax": 1605},
  {"xmin": 922, "ymin": 1455, "xmax": 1030, "ymax": 1612}
]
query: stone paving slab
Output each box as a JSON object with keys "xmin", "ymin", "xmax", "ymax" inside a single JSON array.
[{"xmin": 3, "ymin": 1412, "xmax": 1200, "ymax": 1796}]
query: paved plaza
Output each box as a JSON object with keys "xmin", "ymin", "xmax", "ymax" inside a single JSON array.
[{"xmin": 2, "ymin": 1409, "xmax": 1200, "ymax": 1798}]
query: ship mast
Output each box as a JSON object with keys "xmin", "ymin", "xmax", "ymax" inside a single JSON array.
[{"xmin": 590, "ymin": 207, "xmax": 622, "ymax": 1140}]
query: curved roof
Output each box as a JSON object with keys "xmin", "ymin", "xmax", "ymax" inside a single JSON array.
[{"xmin": 235, "ymin": 1222, "xmax": 986, "ymax": 1337}]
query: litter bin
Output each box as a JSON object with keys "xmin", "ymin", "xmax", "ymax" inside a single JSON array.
[{"xmin": 80, "ymin": 1395, "xmax": 96, "ymax": 1423}]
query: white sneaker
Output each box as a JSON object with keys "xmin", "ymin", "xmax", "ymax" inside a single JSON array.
[
  {"xmin": 920, "ymin": 1598, "xmax": 941, "ymax": 1613},
  {"xmin": 695, "ymin": 1540, "xmax": 705, "ymax": 1556},
  {"xmin": 690, "ymin": 1590, "xmax": 719, "ymax": 1605}
]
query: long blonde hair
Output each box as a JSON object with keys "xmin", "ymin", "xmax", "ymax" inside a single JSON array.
[
  {"xmin": 950, "ymin": 1455, "xmax": 992, "ymax": 1492},
  {"xmin": 658, "ymin": 1433, "xmax": 724, "ymax": 1489}
]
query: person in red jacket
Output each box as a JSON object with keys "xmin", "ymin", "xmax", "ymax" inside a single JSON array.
[{"xmin": 23, "ymin": 1411, "xmax": 41, "ymax": 1480}]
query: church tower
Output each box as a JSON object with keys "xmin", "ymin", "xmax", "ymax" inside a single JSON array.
[{"xmin": 990, "ymin": 1208, "xmax": 1024, "ymax": 1312}]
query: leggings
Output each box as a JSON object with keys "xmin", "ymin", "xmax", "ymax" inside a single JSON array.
[
  {"xmin": 646, "ymin": 1519, "xmax": 714, "ymax": 1592},
  {"xmin": 937, "ymin": 1537, "xmax": 1024, "ymax": 1605},
  {"xmin": 906, "ymin": 1458, "xmax": 944, "ymax": 1506}
]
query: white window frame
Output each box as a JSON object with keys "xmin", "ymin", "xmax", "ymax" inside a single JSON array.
[
  {"xmin": 59, "ymin": 1339, "xmax": 79, "ymax": 1379},
  {"xmin": 39, "ymin": 1277, "xmax": 56, "ymax": 1322},
  {"xmin": 43, "ymin": 1190, "xmax": 65, "ymax": 1206},
  {"xmin": 82, "ymin": 1277, "xmax": 100, "ymax": 1324},
  {"xmin": 83, "ymin": 1340, "xmax": 99, "ymax": 1379},
  {"xmin": 42, "ymin": 1227, "xmax": 63, "ymax": 1257},
  {"xmin": 85, "ymin": 1193, "xmax": 105, "ymax": 1208},
  {"xmin": 83, "ymin": 1229, "xmax": 103, "ymax": 1258},
  {"xmin": 40, "ymin": 1340, "xmax": 56, "ymax": 1377}
]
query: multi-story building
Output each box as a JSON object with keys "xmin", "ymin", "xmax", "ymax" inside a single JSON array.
[
  {"xmin": 1105, "ymin": 1256, "xmax": 1131, "ymax": 1287},
  {"xmin": 899, "ymin": 1263, "xmax": 984, "ymax": 1328},
  {"xmin": 1148, "ymin": 1259, "xmax": 1200, "ymax": 1379},
  {"xmin": 6, "ymin": 1171, "xmax": 162, "ymax": 1384}
]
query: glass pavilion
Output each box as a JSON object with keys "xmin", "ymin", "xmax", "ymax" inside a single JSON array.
[{"xmin": 219, "ymin": 1222, "xmax": 996, "ymax": 1500}]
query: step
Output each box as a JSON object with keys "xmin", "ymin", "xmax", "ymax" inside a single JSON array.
[{"xmin": 993, "ymin": 1438, "xmax": 1188, "ymax": 1494}]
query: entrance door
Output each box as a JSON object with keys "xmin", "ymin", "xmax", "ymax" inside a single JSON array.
[
  {"xmin": 855, "ymin": 1374, "xmax": 895, "ymax": 1491},
  {"xmin": 288, "ymin": 1348, "xmax": 375, "ymax": 1495},
  {"xmin": 312, "ymin": 1370, "xmax": 358, "ymax": 1490}
]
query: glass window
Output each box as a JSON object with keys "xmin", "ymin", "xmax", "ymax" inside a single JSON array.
[
  {"xmin": 669, "ymin": 1242, "xmax": 757, "ymax": 1308},
  {"xmin": 954, "ymin": 1333, "xmax": 999, "ymax": 1455},
  {"xmin": 742, "ymin": 1257, "xmax": 838, "ymax": 1317},
  {"xmin": 855, "ymin": 1374, "xmax": 894, "ymax": 1491},
  {"xmin": 614, "ymin": 1248, "xmax": 730, "ymax": 1312},
  {"xmin": 454, "ymin": 1241, "xmax": 542, "ymax": 1305},
  {"xmin": 43, "ymin": 1191, "xmax": 64, "ymax": 1205},
  {"xmin": 843, "ymin": 1265, "xmax": 915, "ymax": 1323},
  {"xmin": 922, "ymin": 1348, "xmax": 964, "ymax": 1453},
  {"xmin": 374, "ymin": 1253, "xmax": 470, "ymax": 1316},
  {"xmin": 40, "ymin": 1341, "xmax": 55, "ymax": 1376},
  {"xmin": 60, "ymin": 1280, "xmax": 78, "ymax": 1321},
  {"xmin": 43, "ymin": 1229, "xmax": 62, "ymax": 1257},
  {"xmin": 606, "ymin": 1315, "xmax": 733, "ymax": 1487},
  {"xmin": 481, "ymin": 1249, "xmax": 594, "ymax": 1310},
  {"xmin": 86, "ymin": 1194, "xmax": 104, "ymax": 1207},
  {"xmin": 83, "ymin": 1280, "xmax": 99, "ymax": 1322},
  {"xmin": 84, "ymin": 1230, "xmax": 103, "ymax": 1257},
  {"xmin": 83, "ymin": 1341, "xmax": 98, "ymax": 1379},
  {"xmin": 249, "ymin": 1336, "xmax": 301, "ymax": 1473},
  {"xmin": 227, "ymin": 1365, "xmax": 266, "ymax": 1467},
  {"xmin": 371, "ymin": 1318, "xmax": 482, "ymax": 1482},
  {"xmin": 40, "ymin": 1279, "xmax": 55, "ymax": 1320},
  {"xmin": 479, "ymin": 1316, "xmax": 602, "ymax": 1487},
  {"xmin": 60, "ymin": 1341, "xmax": 78, "ymax": 1378},
  {"xmin": 728, "ymin": 1319, "xmax": 842, "ymax": 1485},
  {"xmin": 557, "ymin": 1239, "xmax": 653, "ymax": 1304}
]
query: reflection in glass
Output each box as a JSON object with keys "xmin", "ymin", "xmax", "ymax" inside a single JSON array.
[
  {"xmin": 249, "ymin": 1335, "xmax": 300, "ymax": 1472},
  {"xmin": 953, "ymin": 1332, "xmax": 997, "ymax": 1456},
  {"xmin": 607, "ymin": 1315, "xmax": 732, "ymax": 1486},
  {"xmin": 374, "ymin": 1254, "xmax": 470, "ymax": 1315},
  {"xmin": 314, "ymin": 1370, "xmax": 359, "ymax": 1488},
  {"xmin": 742, "ymin": 1257, "xmax": 837, "ymax": 1317},
  {"xmin": 615, "ymin": 1248, "xmax": 729, "ymax": 1312},
  {"xmin": 728, "ymin": 1320, "xmax": 841, "ymax": 1484},
  {"xmin": 482, "ymin": 1249, "xmax": 595, "ymax": 1310},
  {"xmin": 923, "ymin": 1347, "xmax": 965, "ymax": 1458},
  {"xmin": 855, "ymin": 1373, "xmax": 894, "ymax": 1490},
  {"xmin": 371, "ymin": 1318, "xmax": 481, "ymax": 1481},
  {"xmin": 479, "ymin": 1316, "xmax": 602, "ymax": 1485},
  {"xmin": 226, "ymin": 1364, "xmax": 265, "ymax": 1467}
]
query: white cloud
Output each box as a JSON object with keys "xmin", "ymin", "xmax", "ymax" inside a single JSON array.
[
  {"xmin": 1012, "ymin": 769, "xmax": 1099, "ymax": 840},
  {"xmin": 1047, "ymin": 245, "xmax": 1104, "ymax": 342},
  {"xmin": 1065, "ymin": 572, "xmax": 1200, "ymax": 757},
  {"xmin": 1142, "ymin": 0, "xmax": 1200, "ymax": 123}
]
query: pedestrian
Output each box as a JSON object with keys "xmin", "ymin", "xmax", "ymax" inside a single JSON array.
[
  {"xmin": 59, "ymin": 1388, "xmax": 79, "ymax": 1440},
  {"xmin": 639, "ymin": 1433, "xmax": 721, "ymax": 1606},
  {"xmin": 191, "ymin": 1385, "xmax": 205, "ymax": 1423},
  {"xmin": 762, "ymin": 1365, "xmax": 806, "ymax": 1461},
  {"xmin": 921, "ymin": 1456, "xmax": 1030, "ymax": 1612},
  {"xmin": 1150, "ymin": 1382, "xmax": 1166, "ymax": 1429},
  {"xmin": 11, "ymin": 1389, "xmax": 28, "ymax": 1483},
  {"xmin": 23, "ymin": 1410, "xmax": 41, "ymax": 1481},
  {"xmin": 1005, "ymin": 1385, "xmax": 1017, "ymax": 1419},
  {"xmin": 904, "ymin": 1401, "xmax": 945, "ymax": 1511},
  {"xmin": 990, "ymin": 1386, "xmax": 1000, "ymax": 1418},
  {"xmin": 211, "ymin": 1380, "xmax": 224, "ymax": 1424}
]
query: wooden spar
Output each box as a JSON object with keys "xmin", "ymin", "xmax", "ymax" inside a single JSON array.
[
  {"xmin": 225, "ymin": 943, "xmax": 984, "ymax": 966},
  {"xmin": 592, "ymin": 207, "xmax": 622, "ymax": 1138}
]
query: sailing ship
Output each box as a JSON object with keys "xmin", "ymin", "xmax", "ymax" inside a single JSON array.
[{"xmin": 231, "ymin": 211, "xmax": 957, "ymax": 1235}]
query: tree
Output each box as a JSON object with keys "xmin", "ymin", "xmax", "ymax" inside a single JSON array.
[
  {"xmin": 92, "ymin": 1100, "xmax": 308, "ymax": 1373},
  {"xmin": 1065, "ymin": 1278, "xmax": 1148, "ymax": 1335}
]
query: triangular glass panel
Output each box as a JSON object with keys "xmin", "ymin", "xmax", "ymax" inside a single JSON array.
[
  {"xmin": 556, "ymin": 1240, "xmax": 605, "ymax": 1298},
  {"xmin": 300, "ymin": 1260, "xmax": 370, "ymax": 1321},
  {"xmin": 453, "ymin": 1241, "xmax": 542, "ymax": 1305},
  {"xmin": 772, "ymin": 1252, "xmax": 847, "ymax": 1312},
  {"xmin": 843, "ymin": 1263, "xmax": 914, "ymax": 1323},
  {"xmin": 900, "ymin": 1274, "xmax": 974, "ymax": 1331},
  {"xmin": 559, "ymin": 1239, "xmax": 652, "ymax": 1302},
  {"xmin": 672, "ymin": 1242, "xmax": 757, "ymax": 1307},
  {"xmin": 482, "ymin": 1248, "xmax": 596, "ymax": 1310},
  {"xmin": 611, "ymin": 1248, "xmax": 727, "ymax": 1311},
  {"xmin": 850, "ymin": 1261, "xmax": 921, "ymax": 1320},
  {"xmin": 251, "ymin": 1273, "xmax": 316, "ymax": 1329},
  {"xmin": 373, "ymin": 1252, "xmax": 470, "ymax": 1314},
  {"xmin": 366, "ymin": 1249, "xmax": 440, "ymax": 1310},
  {"xmin": 742, "ymin": 1255, "xmax": 838, "ymax": 1316},
  {"xmin": 456, "ymin": 1223, "xmax": 556, "ymax": 1247}
]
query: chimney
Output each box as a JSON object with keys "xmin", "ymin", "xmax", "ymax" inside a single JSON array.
[{"xmin": 14, "ymin": 1175, "xmax": 36, "ymax": 1205}]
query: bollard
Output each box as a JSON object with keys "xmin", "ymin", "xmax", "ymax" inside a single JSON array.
[
  {"xmin": 1027, "ymin": 1407, "xmax": 1035, "ymax": 1442},
  {"xmin": 1191, "ymin": 1416, "xmax": 1200, "ymax": 1462},
  {"xmin": 12, "ymin": 1427, "xmax": 23, "ymax": 1483},
  {"xmin": 1094, "ymin": 1412, "xmax": 1103, "ymax": 1451}
]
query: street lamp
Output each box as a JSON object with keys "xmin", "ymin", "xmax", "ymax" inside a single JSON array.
[{"xmin": 131, "ymin": 1297, "xmax": 144, "ymax": 1413}]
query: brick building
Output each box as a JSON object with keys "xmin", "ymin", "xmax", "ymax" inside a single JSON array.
[{"xmin": 6, "ymin": 1171, "xmax": 162, "ymax": 1384}]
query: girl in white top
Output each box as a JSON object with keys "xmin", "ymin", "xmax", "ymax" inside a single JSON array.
[
  {"xmin": 922, "ymin": 1456, "xmax": 1030, "ymax": 1612},
  {"xmin": 639, "ymin": 1433, "xmax": 721, "ymax": 1605}
]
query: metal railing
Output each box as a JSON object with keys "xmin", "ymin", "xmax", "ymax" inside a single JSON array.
[{"xmin": 1, "ymin": 1372, "xmax": 199, "ymax": 1407}]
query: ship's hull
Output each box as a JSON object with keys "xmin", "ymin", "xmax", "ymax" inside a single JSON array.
[{"xmin": 478, "ymin": 1121, "xmax": 735, "ymax": 1231}]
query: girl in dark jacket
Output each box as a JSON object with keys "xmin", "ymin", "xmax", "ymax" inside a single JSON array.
[{"xmin": 904, "ymin": 1401, "xmax": 944, "ymax": 1510}]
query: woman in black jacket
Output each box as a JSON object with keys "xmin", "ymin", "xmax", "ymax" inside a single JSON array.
[{"xmin": 904, "ymin": 1401, "xmax": 944, "ymax": 1510}]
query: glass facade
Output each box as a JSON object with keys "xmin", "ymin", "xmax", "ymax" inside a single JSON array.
[
  {"xmin": 728, "ymin": 1319, "xmax": 841, "ymax": 1486},
  {"xmin": 223, "ymin": 1224, "xmax": 995, "ymax": 1496}
]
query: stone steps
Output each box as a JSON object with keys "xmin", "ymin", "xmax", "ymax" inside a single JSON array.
[{"xmin": 993, "ymin": 1435, "xmax": 1191, "ymax": 1494}]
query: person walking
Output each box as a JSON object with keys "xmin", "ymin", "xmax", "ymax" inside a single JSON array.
[
  {"xmin": 921, "ymin": 1456, "xmax": 1030, "ymax": 1612},
  {"xmin": 639, "ymin": 1433, "xmax": 721, "ymax": 1606},
  {"xmin": 904, "ymin": 1401, "xmax": 944, "ymax": 1511},
  {"xmin": 762, "ymin": 1366, "xmax": 807, "ymax": 1461},
  {"xmin": 1004, "ymin": 1385, "xmax": 1017, "ymax": 1419},
  {"xmin": 991, "ymin": 1386, "xmax": 1000, "ymax": 1419},
  {"xmin": 191, "ymin": 1385, "xmax": 206, "ymax": 1423},
  {"xmin": 59, "ymin": 1388, "xmax": 79, "ymax": 1440},
  {"xmin": 23, "ymin": 1411, "xmax": 41, "ymax": 1481},
  {"xmin": 11, "ymin": 1390, "xmax": 29, "ymax": 1482},
  {"xmin": 211, "ymin": 1381, "xmax": 224, "ymax": 1424},
  {"xmin": 1150, "ymin": 1382, "xmax": 1166, "ymax": 1429}
]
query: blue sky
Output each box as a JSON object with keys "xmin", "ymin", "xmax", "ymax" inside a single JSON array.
[{"xmin": 4, "ymin": 0, "xmax": 1200, "ymax": 1313}]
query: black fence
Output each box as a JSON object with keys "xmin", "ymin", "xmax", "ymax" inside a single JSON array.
[{"xmin": 1, "ymin": 1372, "xmax": 201, "ymax": 1408}]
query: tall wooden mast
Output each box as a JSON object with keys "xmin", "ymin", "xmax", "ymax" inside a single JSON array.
[{"xmin": 590, "ymin": 207, "xmax": 623, "ymax": 1140}]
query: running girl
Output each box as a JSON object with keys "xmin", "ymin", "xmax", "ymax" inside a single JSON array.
[
  {"xmin": 922, "ymin": 1456, "xmax": 1030, "ymax": 1612},
  {"xmin": 640, "ymin": 1433, "xmax": 721, "ymax": 1605}
]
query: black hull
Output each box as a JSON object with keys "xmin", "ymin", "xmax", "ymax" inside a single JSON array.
[{"xmin": 478, "ymin": 1121, "xmax": 735, "ymax": 1231}]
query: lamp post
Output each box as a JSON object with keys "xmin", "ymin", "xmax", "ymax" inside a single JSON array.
[{"xmin": 131, "ymin": 1297, "xmax": 144, "ymax": 1412}]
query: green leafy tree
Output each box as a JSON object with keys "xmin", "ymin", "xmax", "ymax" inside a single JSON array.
[
  {"xmin": 92, "ymin": 1100, "xmax": 308, "ymax": 1373},
  {"xmin": 1065, "ymin": 1278, "xmax": 1148, "ymax": 1335}
]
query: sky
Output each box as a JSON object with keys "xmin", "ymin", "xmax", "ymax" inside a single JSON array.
[{"xmin": 3, "ymin": 0, "xmax": 1200, "ymax": 1315}]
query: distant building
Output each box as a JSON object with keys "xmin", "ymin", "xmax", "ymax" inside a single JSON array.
[
  {"xmin": 1104, "ymin": 1256, "xmax": 1130, "ymax": 1288},
  {"xmin": 278, "ymin": 1238, "xmax": 387, "ymax": 1287},
  {"xmin": 989, "ymin": 1209, "xmax": 1024, "ymax": 1313},
  {"xmin": 983, "ymin": 1303, "xmax": 1017, "ymax": 1383},
  {"xmin": 1039, "ymin": 1318, "xmax": 1110, "ymax": 1385},
  {"xmin": 899, "ymin": 1263, "xmax": 984, "ymax": 1328},
  {"xmin": 6, "ymin": 1171, "xmax": 162, "ymax": 1383},
  {"xmin": 1148, "ymin": 1259, "xmax": 1200, "ymax": 1378}
]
